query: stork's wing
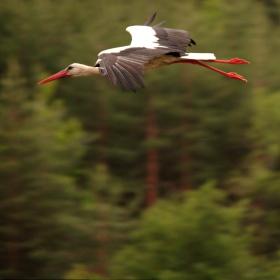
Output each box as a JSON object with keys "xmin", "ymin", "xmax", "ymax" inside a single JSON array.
[
  {"xmin": 96, "ymin": 47, "xmax": 173, "ymax": 92},
  {"xmin": 127, "ymin": 26, "xmax": 195, "ymax": 52},
  {"xmin": 95, "ymin": 13, "xmax": 196, "ymax": 92}
]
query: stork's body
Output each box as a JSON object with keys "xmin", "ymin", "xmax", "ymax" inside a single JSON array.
[{"xmin": 38, "ymin": 13, "xmax": 249, "ymax": 92}]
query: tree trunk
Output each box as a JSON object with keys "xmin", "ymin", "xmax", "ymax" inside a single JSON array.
[
  {"xmin": 145, "ymin": 93, "xmax": 159, "ymax": 207},
  {"xmin": 180, "ymin": 120, "xmax": 193, "ymax": 191}
]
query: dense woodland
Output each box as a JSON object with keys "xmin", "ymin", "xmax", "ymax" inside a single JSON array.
[{"xmin": 1, "ymin": 0, "xmax": 280, "ymax": 279}]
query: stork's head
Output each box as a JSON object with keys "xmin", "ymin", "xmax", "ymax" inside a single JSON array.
[{"xmin": 38, "ymin": 63, "xmax": 98, "ymax": 85}]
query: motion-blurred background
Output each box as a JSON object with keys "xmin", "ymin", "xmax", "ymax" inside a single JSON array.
[{"xmin": 1, "ymin": 0, "xmax": 280, "ymax": 279}]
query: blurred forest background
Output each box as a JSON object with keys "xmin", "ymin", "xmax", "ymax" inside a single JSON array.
[{"xmin": 1, "ymin": 0, "xmax": 280, "ymax": 279}]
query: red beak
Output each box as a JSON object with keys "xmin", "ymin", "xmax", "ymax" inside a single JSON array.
[{"xmin": 38, "ymin": 69, "xmax": 71, "ymax": 85}]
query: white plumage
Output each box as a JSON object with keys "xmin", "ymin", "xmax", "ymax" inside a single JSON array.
[
  {"xmin": 181, "ymin": 53, "xmax": 216, "ymax": 60},
  {"xmin": 126, "ymin": 26, "xmax": 162, "ymax": 48}
]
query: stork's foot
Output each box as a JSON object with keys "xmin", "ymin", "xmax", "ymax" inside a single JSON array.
[
  {"xmin": 227, "ymin": 72, "xmax": 247, "ymax": 82},
  {"xmin": 210, "ymin": 58, "xmax": 250, "ymax": 64},
  {"xmin": 229, "ymin": 58, "xmax": 250, "ymax": 64}
]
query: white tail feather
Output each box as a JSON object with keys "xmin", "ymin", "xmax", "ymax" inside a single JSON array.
[{"xmin": 181, "ymin": 53, "xmax": 216, "ymax": 60}]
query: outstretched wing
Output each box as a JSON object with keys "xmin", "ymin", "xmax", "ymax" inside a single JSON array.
[
  {"xmin": 95, "ymin": 13, "xmax": 195, "ymax": 92},
  {"xmin": 96, "ymin": 47, "xmax": 173, "ymax": 92},
  {"xmin": 127, "ymin": 25, "xmax": 195, "ymax": 52},
  {"xmin": 140, "ymin": 12, "xmax": 195, "ymax": 50}
]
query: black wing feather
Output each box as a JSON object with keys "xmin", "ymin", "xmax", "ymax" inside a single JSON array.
[
  {"xmin": 97, "ymin": 47, "xmax": 183, "ymax": 91},
  {"xmin": 102, "ymin": 60, "xmax": 117, "ymax": 86},
  {"xmin": 144, "ymin": 13, "xmax": 157, "ymax": 26},
  {"xmin": 97, "ymin": 47, "xmax": 178, "ymax": 91},
  {"xmin": 111, "ymin": 66, "xmax": 128, "ymax": 91},
  {"xmin": 153, "ymin": 21, "xmax": 166, "ymax": 27},
  {"xmin": 152, "ymin": 27, "xmax": 195, "ymax": 52},
  {"xmin": 114, "ymin": 64, "xmax": 138, "ymax": 92},
  {"xmin": 116, "ymin": 60, "xmax": 145, "ymax": 88}
]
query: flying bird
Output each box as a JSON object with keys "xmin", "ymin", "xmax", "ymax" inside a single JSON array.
[{"xmin": 38, "ymin": 13, "xmax": 249, "ymax": 92}]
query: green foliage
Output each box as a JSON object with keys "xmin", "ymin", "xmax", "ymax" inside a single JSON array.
[
  {"xmin": 64, "ymin": 263, "xmax": 105, "ymax": 279},
  {"xmin": 112, "ymin": 182, "xmax": 261, "ymax": 279},
  {"xmin": 250, "ymin": 89, "xmax": 280, "ymax": 167},
  {"xmin": 0, "ymin": 60, "xmax": 95, "ymax": 279}
]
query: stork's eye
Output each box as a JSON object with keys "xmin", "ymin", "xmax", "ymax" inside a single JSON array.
[{"xmin": 67, "ymin": 66, "xmax": 74, "ymax": 70}]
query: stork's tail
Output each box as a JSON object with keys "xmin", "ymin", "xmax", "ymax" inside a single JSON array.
[{"xmin": 181, "ymin": 53, "xmax": 216, "ymax": 60}]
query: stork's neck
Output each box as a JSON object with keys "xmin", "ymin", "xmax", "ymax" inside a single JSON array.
[
  {"xmin": 69, "ymin": 63, "xmax": 100, "ymax": 76},
  {"xmin": 81, "ymin": 65, "xmax": 100, "ymax": 76}
]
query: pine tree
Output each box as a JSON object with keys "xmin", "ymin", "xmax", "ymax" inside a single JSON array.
[
  {"xmin": 112, "ymin": 182, "xmax": 262, "ymax": 279},
  {"xmin": 0, "ymin": 60, "xmax": 96, "ymax": 279}
]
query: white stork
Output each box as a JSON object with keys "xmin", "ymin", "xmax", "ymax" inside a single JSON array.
[{"xmin": 38, "ymin": 13, "xmax": 249, "ymax": 92}]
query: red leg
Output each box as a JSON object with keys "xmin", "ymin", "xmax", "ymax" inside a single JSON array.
[
  {"xmin": 170, "ymin": 59, "xmax": 248, "ymax": 82},
  {"xmin": 208, "ymin": 58, "xmax": 250, "ymax": 64}
]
